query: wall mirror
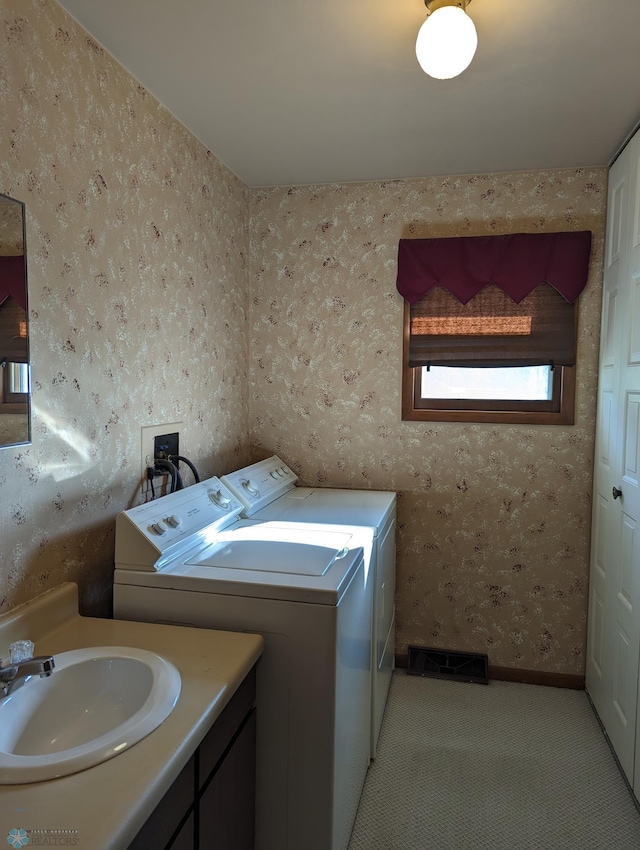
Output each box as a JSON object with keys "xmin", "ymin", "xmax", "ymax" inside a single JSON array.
[{"xmin": 0, "ymin": 192, "xmax": 30, "ymax": 448}]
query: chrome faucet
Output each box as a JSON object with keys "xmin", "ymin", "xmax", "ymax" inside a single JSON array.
[{"xmin": 0, "ymin": 655, "xmax": 55, "ymax": 697}]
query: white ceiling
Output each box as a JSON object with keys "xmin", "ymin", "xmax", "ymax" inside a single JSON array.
[{"xmin": 56, "ymin": 0, "xmax": 640, "ymax": 188}]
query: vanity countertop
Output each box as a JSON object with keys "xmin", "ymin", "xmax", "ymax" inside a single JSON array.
[{"xmin": 0, "ymin": 583, "xmax": 263, "ymax": 849}]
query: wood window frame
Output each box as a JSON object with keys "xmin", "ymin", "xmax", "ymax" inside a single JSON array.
[{"xmin": 401, "ymin": 301, "xmax": 576, "ymax": 425}]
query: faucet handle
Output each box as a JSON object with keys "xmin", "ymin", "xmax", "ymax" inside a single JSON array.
[{"xmin": 9, "ymin": 640, "xmax": 34, "ymax": 664}]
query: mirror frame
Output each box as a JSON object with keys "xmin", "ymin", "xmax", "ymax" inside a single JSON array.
[{"xmin": 0, "ymin": 191, "xmax": 31, "ymax": 448}]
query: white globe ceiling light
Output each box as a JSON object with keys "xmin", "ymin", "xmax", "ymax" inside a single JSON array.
[{"xmin": 416, "ymin": 0, "xmax": 478, "ymax": 80}]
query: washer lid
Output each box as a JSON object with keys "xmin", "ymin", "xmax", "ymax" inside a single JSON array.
[{"xmin": 186, "ymin": 525, "xmax": 352, "ymax": 576}]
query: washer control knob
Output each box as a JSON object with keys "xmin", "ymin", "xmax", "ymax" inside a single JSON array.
[
  {"xmin": 242, "ymin": 479, "xmax": 260, "ymax": 498},
  {"xmin": 209, "ymin": 489, "xmax": 231, "ymax": 508},
  {"xmin": 149, "ymin": 522, "xmax": 166, "ymax": 536},
  {"xmin": 164, "ymin": 514, "xmax": 182, "ymax": 528}
]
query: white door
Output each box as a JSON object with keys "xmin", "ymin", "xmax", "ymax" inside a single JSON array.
[
  {"xmin": 587, "ymin": 127, "xmax": 640, "ymax": 789},
  {"xmin": 629, "ymin": 137, "xmax": 640, "ymax": 799}
]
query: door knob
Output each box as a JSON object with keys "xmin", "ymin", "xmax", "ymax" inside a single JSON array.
[{"xmin": 612, "ymin": 486, "xmax": 623, "ymax": 500}]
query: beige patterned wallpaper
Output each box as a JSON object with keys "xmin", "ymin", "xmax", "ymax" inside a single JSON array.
[
  {"xmin": 0, "ymin": 0, "xmax": 251, "ymax": 614},
  {"xmin": 249, "ymin": 171, "xmax": 606, "ymax": 674},
  {"xmin": 1, "ymin": 0, "xmax": 607, "ymax": 675}
]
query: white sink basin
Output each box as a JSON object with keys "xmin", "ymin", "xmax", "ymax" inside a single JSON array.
[{"xmin": 0, "ymin": 646, "xmax": 181, "ymax": 784}]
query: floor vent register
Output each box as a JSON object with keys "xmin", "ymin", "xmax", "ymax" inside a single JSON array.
[{"xmin": 407, "ymin": 646, "xmax": 489, "ymax": 685}]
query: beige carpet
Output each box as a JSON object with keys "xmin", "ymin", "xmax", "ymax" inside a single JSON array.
[{"xmin": 348, "ymin": 671, "xmax": 640, "ymax": 850}]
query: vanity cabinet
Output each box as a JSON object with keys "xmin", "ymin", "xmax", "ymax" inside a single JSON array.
[{"xmin": 128, "ymin": 666, "xmax": 256, "ymax": 850}]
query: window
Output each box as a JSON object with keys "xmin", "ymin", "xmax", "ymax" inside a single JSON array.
[
  {"xmin": 397, "ymin": 231, "xmax": 590, "ymax": 425},
  {"xmin": 401, "ymin": 284, "xmax": 576, "ymax": 424}
]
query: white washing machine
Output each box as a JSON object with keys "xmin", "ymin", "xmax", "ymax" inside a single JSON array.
[
  {"xmin": 221, "ymin": 455, "xmax": 396, "ymax": 758},
  {"xmin": 113, "ymin": 478, "xmax": 373, "ymax": 850}
]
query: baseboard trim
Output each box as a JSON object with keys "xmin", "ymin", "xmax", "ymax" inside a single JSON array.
[
  {"xmin": 489, "ymin": 665, "xmax": 584, "ymax": 690},
  {"xmin": 395, "ymin": 654, "xmax": 584, "ymax": 690}
]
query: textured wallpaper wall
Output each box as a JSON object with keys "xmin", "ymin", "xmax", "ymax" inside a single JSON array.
[
  {"xmin": 249, "ymin": 171, "xmax": 607, "ymax": 674},
  {"xmin": 1, "ymin": 0, "xmax": 608, "ymax": 676},
  {"xmin": 0, "ymin": 0, "xmax": 251, "ymax": 614}
]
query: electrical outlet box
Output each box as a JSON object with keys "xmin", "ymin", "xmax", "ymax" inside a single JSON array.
[
  {"xmin": 141, "ymin": 423, "xmax": 182, "ymax": 492},
  {"xmin": 154, "ymin": 431, "xmax": 179, "ymax": 463}
]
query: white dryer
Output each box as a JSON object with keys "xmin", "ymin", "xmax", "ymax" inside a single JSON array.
[
  {"xmin": 113, "ymin": 478, "xmax": 372, "ymax": 850},
  {"xmin": 221, "ymin": 455, "xmax": 396, "ymax": 758}
]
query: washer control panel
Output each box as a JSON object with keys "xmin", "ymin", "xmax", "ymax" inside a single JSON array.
[
  {"xmin": 221, "ymin": 456, "xmax": 298, "ymax": 516},
  {"xmin": 115, "ymin": 477, "xmax": 243, "ymax": 570}
]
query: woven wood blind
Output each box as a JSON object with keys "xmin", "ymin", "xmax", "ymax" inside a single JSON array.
[{"xmin": 408, "ymin": 283, "xmax": 576, "ymax": 368}]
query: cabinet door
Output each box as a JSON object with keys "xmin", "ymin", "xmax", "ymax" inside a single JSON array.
[
  {"xmin": 199, "ymin": 710, "xmax": 257, "ymax": 850},
  {"xmin": 127, "ymin": 755, "xmax": 195, "ymax": 850},
  {"xmin": 587, "ymin": 127, "xmax": 640, "ymax": 786},
  {"xmin": 170, "ymin": 812, "xmax": 195, "ymax": 850}
]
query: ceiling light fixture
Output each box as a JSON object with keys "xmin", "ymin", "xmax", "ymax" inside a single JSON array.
[{"xmin": 416, "ymin": 0, "xmax": 478, "ymax": 80}]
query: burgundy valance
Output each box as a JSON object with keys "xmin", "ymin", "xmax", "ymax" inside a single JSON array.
[
  {"xmin": 0, "ymin": 255, "xmax": 27, "ymax": 311},
  {"xmin": 397, "ymin": 231, "xmax": 592, "ymax": 305}
]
